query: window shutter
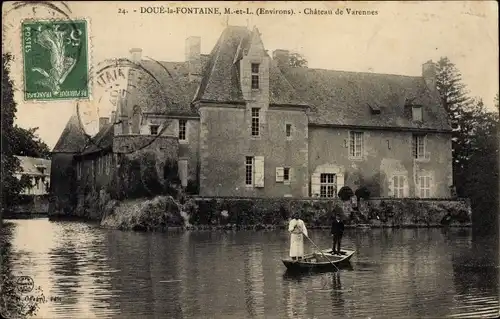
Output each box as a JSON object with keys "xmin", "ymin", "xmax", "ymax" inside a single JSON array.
[
  {"xmin": 424, "ymin": 136, "xmax": 430, "ymax": 159},
  {"xmin": 276, "ymin": 167, "xmax": 284, "ymax": 182},
  {"xmin": 254, "ymin": 156, "xmax": 264, "ymax": 187},
  {"xmin": 403, "ymin": 176, "xmax": 409, "ymax": 197},
  {"xmin": 311, "ymin": 173, "xmax": 321, "ymax": 197},
  {"xmin": 388, "ymin": 176, "xmax": 395, "ymax": 197},
  {"xmin": 178, "ymin": 159, "xmax": 188, "ymax": 187},
  {"xmin": 336, "ymin": 173, "xmax": 345, "ymax": 192}
]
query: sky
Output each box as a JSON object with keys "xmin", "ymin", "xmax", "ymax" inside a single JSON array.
[{"xmin": 3, "ymin": 1, "xmax": 498, "ymax": 149}]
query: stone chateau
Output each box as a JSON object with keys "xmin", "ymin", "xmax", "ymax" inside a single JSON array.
[{"xmin": 50, "ymin": 25, "xmax": 453, "ymax": 214}]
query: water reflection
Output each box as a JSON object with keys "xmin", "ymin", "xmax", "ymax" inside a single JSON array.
[{"xmin": 3, "ymin": 220, "xmax": 499, "ymax": 318}]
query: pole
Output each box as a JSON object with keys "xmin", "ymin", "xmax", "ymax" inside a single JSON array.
[{"xmin": 303, "ymin": 233, "xmax": 339, "ymax": 272}]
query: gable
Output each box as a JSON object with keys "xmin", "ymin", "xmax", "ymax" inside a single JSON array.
[{"xmin": 193, "ymin": 26, "xmax": 306, "ymax": 108}]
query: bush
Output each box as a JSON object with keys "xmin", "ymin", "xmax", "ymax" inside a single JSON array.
[
  {"xmin": 107, "ymin": 154, "xmax": 183, "ymax": 200},
  {"xmin": 355, "ymin": 186, "xmax": 371, "ymax": 199},
  {"xmin": 337, "ymin": 186, "xmax": 354, "ymax": 201},
  {"xmin": 163, "ymin": 159, "xmax": 180, "ymax": 197},
  {"xmin": 185, "ymin": 179, "xmax": 200, "ymax": 195}
]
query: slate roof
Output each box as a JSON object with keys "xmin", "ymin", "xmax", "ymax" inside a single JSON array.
[
  {"xmin": 52, "ymin": 113, "xmax": 88, "ymax": 153},
  {"xmin": 282, "ymin": 68, "xmax": 451, "ymax": 131},
  {"xmin": 112, "ymin": 25, "xmax": 451, "ymax": 132},
  {"xmin": 15, "ymin": 156, "xmax": 51, "ymax": 177},
  {"xmin": 194, "ymin": 26, "xmax": 249, "ymax": 103},
  {"xmin": 124, "ymin": 60, "xmax": 201, "ymax": 116},
  {"xmin": 80, "ymin": 123, "xmax": 114, "ymax": 155}
]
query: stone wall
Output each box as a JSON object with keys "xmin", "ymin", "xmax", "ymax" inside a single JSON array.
[
  {"xmin": 309, "ymin": 127, "xmax": 453, "ymax": 198},
  {"xmin": 185, "ymin": 197, "xmax": 471, "ymax": 228},
  {"xmin": 198, "ymin": 106, "xmax": 309, "ymax": 197}
]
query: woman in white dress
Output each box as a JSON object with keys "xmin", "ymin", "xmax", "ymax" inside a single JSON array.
[{"xmin": 288, "ymin": 213, "xmax": 308, "ymax": 260}]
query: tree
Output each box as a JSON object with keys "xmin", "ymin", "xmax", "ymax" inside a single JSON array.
[
  {"xmin": 1, "ymin": 54, "xmax": 29, "ymax": 214},
  {"xmin": 1, "ymin": 54, "xmax": 48, "ymax": 215},
  {"xmin": 11, "ymin": 126, "xmax": 51, "ymax": 159},
  {"xmin": 459, "ymin": 99, "xmax": 499, "ymax": 231},
  {"xmin": 435, "ymin": 57, "xmax": 499, "ymax": 232},
  {"xmin": 435, "ymin": 58, "xmax": 472, "ymax": 170},
  {"xmin": 289, "ymin": 52, "xmax": 308, "ymax": 68}
]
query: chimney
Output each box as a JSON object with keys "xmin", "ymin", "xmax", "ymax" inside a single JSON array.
[
  {"xmin": 273, "ymin": 49, "xmax": 290, "ymax": 69},
  {"xmin": 99, "ymin": 117, "xmax": 109, "ymax": 131},
  {"xmin": 185, "ymin": 36, "xmax": 201, "ymax": 81},
  {"xmin": 422, "ymin": 60, "xmax": 437, "ymax": 91},
  {"xmin": 130, "ymin": 48, "xmax": 142, "ymax": 63}
]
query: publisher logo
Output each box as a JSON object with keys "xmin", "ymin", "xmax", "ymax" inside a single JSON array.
[{"xmin": 15, "ymin": 275, "xmax": 34, "ymax": 293}]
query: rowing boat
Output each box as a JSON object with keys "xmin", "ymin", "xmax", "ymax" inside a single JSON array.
[{"xmin": 282, "ymin": 249, "xmax": 355, "ymax": 272}]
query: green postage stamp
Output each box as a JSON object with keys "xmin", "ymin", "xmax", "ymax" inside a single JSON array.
[{"xmin": 22, "ymin": 19, "xmax": 89, "ymax": 101}]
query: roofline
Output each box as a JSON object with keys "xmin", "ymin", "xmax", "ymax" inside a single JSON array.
[
  {"xmin": 309, "ymin": 123, "xmax": 453, "ymax": 134},
  {"xmin": 15, "ymin": 172, "xmax": 50, "ymax": 176},
  {"xmin": 50, "ymin": 151, "xmax": 82, "ymax": 155},
  {"xmin": 76, "ymin": 146, "xmax": 113, "ymax": 158},
  {"xmin": 193, "ymin": 100, "xmax": 246, "ymax": 107},
  {"xmin": 301, "ymin": 67, "xmax": 424, "ymax": 79},
  {"xmin": 269, "ymin": 103, "xmax": 309, "ymax": 110},
  {"xmin": 144, "ymin": 112, "xmax": 200, "ymax": 119}
]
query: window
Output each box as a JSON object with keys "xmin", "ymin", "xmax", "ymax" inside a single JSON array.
[
  {"xmin": 251, "ymin": 63, "xmax": 260, "ymax": 74},
  {"xmin": 286, "ymin": 124, "xmax": 292, "ymax": 138},
  {"xmin": 251, "ymin": 63, "xmax": 259, "ymax": 89},
  {"xmin": 251, "ymin": 108, "xmax": 260, "ymax": 136},
  {"xmin": 179, "ymin": 119, "xmax": 187, "ymax": 141},
  {"xmin": 105, "ymin": 154, "xmax": 111, "ymax": 175},
  {"xmin": 283, "ymin": 167, "xmax": 290, "ymax": 182},
  {"xmin": 349, "ymin": 131, "xmax": 364, "ymax": 158},
  {"xmin": 412, "ymin": 106, "xmax": 423, "ymax": 122},
  {"xmin": 392, "ymin": 175, "xmax": 405, "ymax": 198},
  {"xmin": 277, "ymin": 167, "xmax": 291, "ymax": 183},
  {"xmin": 412, "ymin": 134, "xmax": 426, "ymax": 159},
  {"xmin": 418, "ymin": 175, "xmax": 431, "ymax": 198},
  {"xmin": 246, "ymin": 156, "xmax": 264, "ymax": 187},
  {"xmin": 245, "ymin": 157, "xmax": 254, "ymax": 185},
  {"xmin": 150, "ymin": 125, "xmax": 159, "ymax": 135},
  {"xmin": 320, "ymin": 173, "xmax": 336, "ymax": 198}
]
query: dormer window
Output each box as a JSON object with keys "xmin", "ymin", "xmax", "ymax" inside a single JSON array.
[
  {"xmin": 251, "ymin": 63, "xmax": 259, "ymax": 89},
  {"xmin": 369, "ymin": 103, "xmax": 381, "ymax": 115},
  {"xmin": 412, "ymin": 105, "xmax": 423, "ymax": 122}
]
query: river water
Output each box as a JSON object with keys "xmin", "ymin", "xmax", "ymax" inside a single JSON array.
[{"xmin": 1, "ymin": 218, "xmax": 499, "ymax": 318}]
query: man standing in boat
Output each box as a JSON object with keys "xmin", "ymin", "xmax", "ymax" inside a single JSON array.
[
  {"xmin": 331, "ymin": 213, "xmax": 345, "ymax": 255},
  {"xmin": 288, "ymin": 212, "xmax": 308, "ymax": 261}
]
